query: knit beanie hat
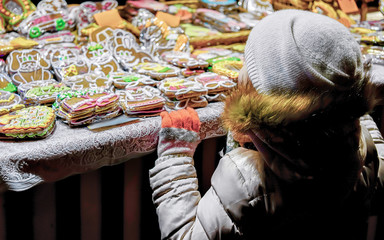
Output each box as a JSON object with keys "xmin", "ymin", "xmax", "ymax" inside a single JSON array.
[{"xmin": 244, "ymin": 9, "xmax": 363, "ymax": 94}]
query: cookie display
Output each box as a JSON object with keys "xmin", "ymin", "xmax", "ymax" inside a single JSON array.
[
  {"xmin": 6, "ymin": 49, "xmax": 53, "ymax": 86},
  {"xmin": 0, "ymin": 90, "xmax": 25, "ymax": 115},
  {"xmin": 55, "ymin": 89, "xmax": 121, "ymax": 127},
  {"xmin": 132, "ymin": 62, "xmax": 180, "ymax": 80},
  {"xmin": 157, "ymin": 77, "xmax": 208, "ymax": 100},
  {"xmin": 62, "ymin": 73, "xmax": 113, "ymax": 90},
  {"xmin": 0, "ymin": 105, "xmax": 56, "ymax": 139},
  {"xmin": 18, "ymin": 80, "xmax": 70, "ymax": 106},
  {"xmin": 108, "ymin": 72, "xmax": 157, "ymax": 89},
  {"xmin": 119, "ymin": 86, "xmax": 165, "ymax": 117}
]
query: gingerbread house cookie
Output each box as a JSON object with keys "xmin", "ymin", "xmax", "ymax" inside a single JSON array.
[{"xmin": 0, "ymin": 105, "xmax": 55, "ymax": 139}]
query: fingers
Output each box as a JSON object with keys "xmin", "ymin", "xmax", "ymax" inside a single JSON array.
[
  {"xmin": 160, "ymin": 111, "xmax": 172, "ymax": 128},
  {"xmin": 169, "ymin": 110, "xmax": 183, "ymax": 128},
  {"xmin": 179, "ymin": 109, "xmax": 192, "ymax": 131},
  {"xmin": 161, "ymin": 108, "xmax": 201, "ymax": 132},
  {"xmin": 186, "ymin": 107, "xmax": 200, "ymax": 132}
]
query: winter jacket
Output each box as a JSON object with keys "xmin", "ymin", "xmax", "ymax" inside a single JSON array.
[{"xmin": 149, "ymin": 114, "xmax": 384, "ymax": 240}]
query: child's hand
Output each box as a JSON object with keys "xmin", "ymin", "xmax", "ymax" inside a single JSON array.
[
  {"xmin": 160, "ymin": 107, "xmax": 201, "ymax": 133},
  {"xmin": 157, "ymin": 107, "xmax": 201, "ymax": 158}
]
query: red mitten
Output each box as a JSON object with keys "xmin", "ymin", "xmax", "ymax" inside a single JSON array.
[{"xmin": 158, "ymin": 107, "xmax": 201, "ymax": 158}]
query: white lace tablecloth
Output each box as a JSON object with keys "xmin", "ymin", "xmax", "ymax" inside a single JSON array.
[{"xmin": 0, "ymin": 102, "xmax": 227, "ymax": 192}]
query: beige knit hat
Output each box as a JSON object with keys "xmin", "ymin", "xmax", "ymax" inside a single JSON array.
[{"xmin": 244, "ymin": 9, "xmax": 364, "ymax": 94}]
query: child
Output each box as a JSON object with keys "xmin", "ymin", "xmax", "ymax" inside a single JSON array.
[{"xmin": 150, "ymin": 9, "xmax": 384, "ymax": 240}]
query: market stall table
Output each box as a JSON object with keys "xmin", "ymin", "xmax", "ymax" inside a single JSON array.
[{"xmin": 0, "ymin": 101, "xmax": 227, "ymax": 192}]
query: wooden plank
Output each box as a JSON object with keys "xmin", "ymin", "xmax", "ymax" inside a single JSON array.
[
  {"xmin": 123, "ymin": 158, "xmax": 142, "ymax": 240},
  {"xmin": 80, "ymin": 171, "xmax": 101, "ymax": 240},
  {"xmin": 33, "ymin": 183, "xmax": 56, "ymax": 240}
]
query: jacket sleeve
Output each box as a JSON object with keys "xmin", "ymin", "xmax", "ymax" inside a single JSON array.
[
  {"xmin": 149, "ymin": 153, "xmax": 239, "ymax": 239},
  {"xmin": 360, "ymin": 114, "xmax": 384, "ymax": 186}
]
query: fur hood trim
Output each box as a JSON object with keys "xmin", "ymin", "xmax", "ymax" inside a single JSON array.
[
  {"xmin": 222, "ymin": 81, "xmax": 374, "ymax": 134},
  {"xmin": 222, "ymin": 87, "xmax": 327, "ymax": 134}
]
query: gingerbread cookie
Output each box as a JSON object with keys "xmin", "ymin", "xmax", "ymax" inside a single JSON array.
[
  {"xmin": 112, "ymin": 29, "xmax": 154, "ymax": 71},
  {"xmin": 157, "ymin": 77, "xmax": 208, "ymax": 100},
  {"xmin": 212, "ymin": 60, "xmax": 243, "ymax": 80},
  {"xmin": 62, "ymin": 73, "xmax": 113, "ymax": 90},
  {"xmin": 0, "ymin": 90, "xmax": 25, "ymax": 115},
  {"xmin": 89, "ymin": 26, "xmax": 114, "ymax": 43},
  {"xmin": 0, "ymin": 105, "xmax": 56, "ymax": 139},
  {"xmin": 192, "ymin": 47, "xmax": 236, "ymax": 61},
  {"xmin": 35, "ymin": 30, "xmax": 76, "ymax": 46},
  {"xmin": 161, "ymin": 51, "xmax": 209, "ymax": 69},
  {"xmin": 132, "ymin": 62, "xmax": 180, "ymax": 80},
  {"xmin": 50, "ymin": 48, "xmax": 89, "ymax": 81},
  {"xmin": 6, "ymin": 49, "xmax": 53, "ymax": 86},
  {"xmin": 194, "ymin": 72, "xmax": 236, "ymax": 94},
  {"xmin": 0, "ymin": 0, "xmax": 36, "ymax": 28},
  {"xmin": 140, "ymin": 17, "xmax": 189, "ymax": 58},
  {"xmin": 17, "ymin": 0, "xmax": 76, "ymax": 38},
  {"xmin": 83, "ymin": 42, "xmax": 121, "ymax": 77},
  {"xmin": 18, "ymin": 80, "xmax": 70, "ymax": 106},
  {"xmin": 78, "ymin": 1, "xmax": 118, "ymax": 26},
  {"xmin": 164, "ymin": 95, "xmax": 208, "ymax": 110},
  {"xmin": 119, "ymin": 86, "xmax": 165, "ymax": 117},
  {"xmin": 55, "ymin": 89, "xmax": 121, "ymax": 127},
  {"xmin": 108, "ymin": 72, "xmax": 156, "ymax": 89},
  {"xmin": 194, "ymin": 8, "xmax": 248, "ymax": 33}
]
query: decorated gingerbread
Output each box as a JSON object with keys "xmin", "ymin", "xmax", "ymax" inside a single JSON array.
[
  {"xmin": 7, "ymin": 49, "xmax": 53, "ymax": 86},
  {"xmin": 0, "ymin": 105, "xmax": 56, "ymax": 139},
  {"xmin": 119, "ymin": 86, "xmax": 165, "ymax": 117},
  {"xmin": 112, "ymin": 29, "xmax": 155, "ymax": 71},
  {"xmin": 133, "ymin": 62, "xmax": 180, "ymax": 80},
  {"xmin": 108, "ymin": 71, "xmax": 157, "ymax": 89}
]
